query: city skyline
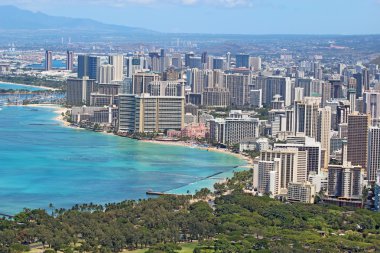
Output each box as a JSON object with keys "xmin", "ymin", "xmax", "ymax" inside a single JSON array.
[{"xmin": 1, "ymin": 0, "xmax": 379, "ymax": 35}]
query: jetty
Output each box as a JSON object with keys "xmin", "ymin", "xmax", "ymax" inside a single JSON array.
[
  {"xmin": 146, "ymin": 191, "xmax": 192, "ymax": 196},
  {"xmin": 0, "ymin": 213, "xmax": 14, "ymax": 219},
  {"xmin": 146, "ymin": 191, "xmax": 178, "ymax": 196}
]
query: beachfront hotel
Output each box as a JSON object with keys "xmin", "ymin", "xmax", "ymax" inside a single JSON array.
[{"xmin": 119, "ymin": 80, "xmax": 185, "ymax": 133}]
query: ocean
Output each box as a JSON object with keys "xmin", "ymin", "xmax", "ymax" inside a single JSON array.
[{"xmin": 0, "ymin": 84, "xmax": 246, "ymax": 214}]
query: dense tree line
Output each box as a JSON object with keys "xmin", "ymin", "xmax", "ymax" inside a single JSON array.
[
  {"xmin": 0, "ymin": 171, "xmax": 379, "ymax": 252},
  {"xmin": 0, "ymin": 76, "xmax": 66, "ymax": 90}
]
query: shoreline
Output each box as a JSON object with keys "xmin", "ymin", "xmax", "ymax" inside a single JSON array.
[
  {"xmin": 6, "ymin": 104, "xmax": 251, "ymax": 195},
  {"xmin": 45, "ymin": 105, "xmax": 251, "ymax": 166},
  {"xmin": 48, "ymin": 106, "xmax": 251, "ymax": 194},
  {"xmin": 0, "ymin": 81, "xmax": 58, "ymax": 91},
  {"xmin": 9, "ymin": 103, "xmax": 72, "ymax": 127},
  {"xmin": 141, "ymin": 139, "xmax": 252, "ymax": 166}
]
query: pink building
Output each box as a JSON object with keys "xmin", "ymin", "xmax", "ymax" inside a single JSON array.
[
  {"xmin": 167, "ymin": 130, "xmax": 182, "ymax": 138},
  {"xmin": 181, "ymin": 123, "xmax": 208, "ymax": 139}
]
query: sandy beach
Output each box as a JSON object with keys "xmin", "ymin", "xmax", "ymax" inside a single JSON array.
[
  {"xmin": 0, "ymin": 81, "xmax": 59, "ymax": 91},
  {"xmin": 14, "ymin": 104, "xmax": 252, "ymax": 167},
  {"xmin": 16, "ymin": 103, "xmax": 252, "ymax": 169},
  {"xmin": 19, "ymin": 104, "xmax": 71, "ymax": 127},
  {"xmin": 142, "ymin": 139, "xmax": 253, "ymax": 166}
]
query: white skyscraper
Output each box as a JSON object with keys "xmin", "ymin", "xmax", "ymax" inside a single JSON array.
[
  {"xmin": 109, "ymin": 55, "xmax": 124, "ymax": 81},
  {"xmin": 364, "ymin": 90, "xmax": 380, "ymax": 125},
  {"xmin": 317, "ymin": 106, "xmax": 332, "ymax": 169},
  {"xmin": 258, "ymin": 148, "xmax": 308, "ymax": 194},
  {"xmin": 295, "ymin": 97, "xmax": 321, "ymax": 139},
  {"xmin": 368, "ymin": 126, "xmax": 380, "ymax": 182},
  {"xmin": 98, "ymin": 65, "xmax": 114, "ymax": 84},
  {"xmin": 250, "ymin": 57, "xmax": 262, "ymax": 71},
  {"xmin": 226, "ymin": 52, "xmax": 231, "ymax": 70}
]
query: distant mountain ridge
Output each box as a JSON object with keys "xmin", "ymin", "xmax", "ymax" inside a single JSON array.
[{"xmin": 0, "ymin": 5, "xmax": 156, "ymax": 35}]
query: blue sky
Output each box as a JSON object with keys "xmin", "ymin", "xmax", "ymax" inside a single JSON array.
[{"xmin": 4, "ymin": 0, "xmax": 380, "ymax": 34}]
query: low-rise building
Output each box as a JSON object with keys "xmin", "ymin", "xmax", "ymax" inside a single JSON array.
[
  {"xmin": 181, "ymin": 123, "xmax": 208, "ymax": 139},
  {"xmin": 287, "ymin": 181, "xmax": 316, "ymax": 204}
]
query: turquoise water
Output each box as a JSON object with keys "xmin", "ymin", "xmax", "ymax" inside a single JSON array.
[
  {"xmin": 0, "ymin": 82, "xmax": 45, "ymax": 91},
  {"xmin": 0, "ymin": 105, "xmax": 245, "ymax": 214}
]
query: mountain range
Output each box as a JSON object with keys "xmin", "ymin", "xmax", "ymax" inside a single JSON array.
[{"xmin": 0, "ymin": 5, "xmax": 156, "ymax": 35}]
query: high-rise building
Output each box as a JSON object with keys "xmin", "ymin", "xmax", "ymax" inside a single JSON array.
[
  {"xmin": 336, "ymin": 101, "xmax": 351, "ymax": 130},
  {"xmin": 187, "ymin": 68, "xmax": 213, "ymax": 94},
  {"xmin": 250, "ymin": 89, "xmax": 263, "ymax": 108},
  {"xmin": 148, "ymin": 52, "xmax": 161, "ymax": 72},
  {"xmin": 118, "ymin": 93, "xmax": 185, "ymax": 133},
  {"xmin": 132, "ymin": 72, "xmax": 161, "ymax": 95},
  {"xmin": 313, "ymin": 62, "xmax": 321, "ymax": 79},
  {"xmin": 98, "ymin": 65, "xmax": 114, "ymax": 84},
  {"xmin": 224, "ymin": 73, "xmax": 250, "ymax": 107},
  {"xmin": 250, "ymin": 57, "xmax": 262, "ymax": 71},
  {"xmin": 201, "ymin": 51, "xmax": 208, "ymax": 65},
  {"xmin": 317, "ymin": 107, "xmax": 332, "ymax": 169},
  {"xmin": 224, "ymin": 114, "xmax": 260, "ymax": 145},
  {"xmin": 363, "ymin": 68, "xmax": 370, "ymax": 91},
  {"xmin": 321, "ymin": 81, "xmax": 332, "ymax": 108},
  {"xmin": 77, "ymin": 55, "xmax": 88, "ymax": 78},
  {"xmin": 236, "ymin": 54, "xmax": 250, "ymax": 68},
  {"xmin": 66, "ymin": 77, "xmax": 97, "ymax": 106},
  {"xmin": 188, "ymin": 57, "xmax": 202, "ymax": 69},
  {"xmin": 348, "ymin": 88, "xmax": 357, "ymax": 113},
  {"xmin": 212, "ymin": 58, "xmax": 224, "ymax": 70},
  {"xmin": 295, "ymin": 78, "xmax": 312, "ymax": 97},
  {"xmin": 368, "ymin": 127, "xmax": 380, "ymax": 182},
  {"xmin": 353, "ymin": 72, "xmax": 363, "ymax": 98},
  {"xmin": 294, "ymin": 97, "xmax": 321, "ymax": 139},
  {"xmin": 226, "ymin": 52, "xmax": 231, "ymax": 70},
  {"xmin": 363, "ymin": 90, "xmax": 380, "ymax": 124},
  {"xmin": 328, "ymin": 140, "xmax": 364, "ymax": 201},
  {"xmin": 185, "ymin": 52, "xmax": 195, "ymax": 67},
  {"xmin": 256, "ymin": 76, "xmax": 292, "ymax": 106},
  {"xmin": 209, "ymin": 111, "xmax": 260, "ymax": 145},
  {"xmin": 171, "ymin": 53, "xmax": 182, "ymax": 69},
  {"xmin": 125, "ymin": 56, "xmax": 145, "ymax": 78},
  {"xmin": 147, "ymin": 80, "xmax": 185, "ymax": 97},
  {"xmin": 45, "ymin": 50, "xmax": 52, "ymax": 71},
  {"xmin": 66, "ymin": 50, "xmax": 73, "ymax": 71},
  {"xmin": 256, "ymin": 159, "xmax": 281, "ymax": 195},
  {"xmin": 109, "ymin": 55, "xmax": 124, "ymax": 81},
  {"xmin": 77, "ymin": 55, "xmax": 100, "ymax": 81},
  {"xmin": 347, "ymin": 112, "xmax": 370, "ymax": 169},
  {"xmin": 160, "ymin": 49, "xmax": 167, "ymax": 72},
  {"xmin": 327, "ymin": 163, "xmax": 363, "ymax": 200},
  {"xmin": 202, "ymin": 87, "xmax": 230, "ymax": 108},
  {"xmin": 258, "ymin": 148, "xmax": 308, "ymax": 193},
  {"xmin": 88, "ymin": 56, "xmax": 100, "ymax": 81},
  {"xmin": 275, "ymin": 136, "xmax": 321, "ymax": 176}
]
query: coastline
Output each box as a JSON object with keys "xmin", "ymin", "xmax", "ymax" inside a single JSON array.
[
  {"xmin": 45, "ymin": 104, "xmax": 251, "ymax": 166},
  {"xmin": 13, "ymin": 103, "xmax": 72, "ymax": 127},
  {"xmin": 13, "ymin": 104, "xmax": 251, "ymax": 167},
  {"xmin": 141, "ymin": 139, "xmax": 252, "ymax": 166},
  {"xmin": 12, "ymin": 104, "xmax": 251, "ymax": 195},
  {"xmin": 0, "ymin": 81, "xmax": 58, "ymax": 91}
]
